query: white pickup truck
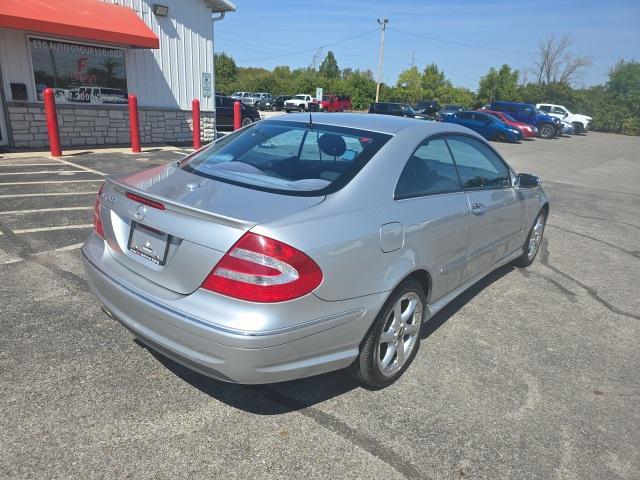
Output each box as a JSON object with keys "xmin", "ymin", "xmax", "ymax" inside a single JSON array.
[
  {"xmin": 536, "ymin": 103, "xmax": 592, "ymax": 134},
  {"xmin": 284, "ymin": 94, "xmax": 319, "ymax": 113}
]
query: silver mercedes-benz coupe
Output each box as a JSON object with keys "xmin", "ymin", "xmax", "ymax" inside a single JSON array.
[{"xmin": 83, "ymin": 113, "xmax": 548, "ymax": 388}]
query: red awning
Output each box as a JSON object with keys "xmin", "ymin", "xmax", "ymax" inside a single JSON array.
[{"xmin": 0, "ymin": 0, "xmax": 159, "ymax": 49}]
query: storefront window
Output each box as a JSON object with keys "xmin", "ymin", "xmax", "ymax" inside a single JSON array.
[{"xmin": 30, "ymin": 38, "xmax": 127, "ymax": 105}]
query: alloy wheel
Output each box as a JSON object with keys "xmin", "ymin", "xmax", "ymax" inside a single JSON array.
[
  {"xmin": 376, "ymin": 293, "xmax": 423, "ymax": 377},
  {"xmin": 528, "ymin": 214, "xmax": 545, "ymax": 260}
]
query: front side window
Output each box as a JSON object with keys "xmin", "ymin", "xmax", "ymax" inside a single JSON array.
[
  {"xmin": 182, "ymin": 121, "xmax": 391, "ymax": 196},
  {"xmin": 445, "ymin": 135, "xmax": 510, "ymax": 190},
  {"xmin": 395, "ymin": 137, "xmax": 461, "ymax": 199},
  {"xmin": 553, "ymin": 107, "xmax": 567, "ymax": 115}
]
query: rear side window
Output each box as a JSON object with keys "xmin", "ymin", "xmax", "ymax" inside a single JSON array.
[
  {"xmin": 538, "ymin": 105, "xmax": 551, "ymax": 112},
  {"xmin": 182, "ymin": 120, "xmax": 391, "ymax": 196},
  {"xmin": 395, "ymin": 137, "xmax": 461, "ymax": 199},
  {"xmin": 445, "ymin": 135, "xmax": 510, "ymax": 190}
]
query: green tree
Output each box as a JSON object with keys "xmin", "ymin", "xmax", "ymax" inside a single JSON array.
[
  {"xmin": 395, "ymin": 66, "xmax": 424, "ymax": 103},
  {"xmin": 476, "ymin": 64, "xmax": 520, "ymax": 104},
  {"xmin": 319, "ymin": 51, "xmax": 340, "ymax": 79},
  {"xmin": 421, "ymin": 63, "xmax": 451, "ymax": 99},
  {"xmin": 214, "ymin": 52, "xmax": 238, "ymax": 89}
]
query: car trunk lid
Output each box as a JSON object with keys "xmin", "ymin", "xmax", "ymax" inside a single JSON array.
[{"xmin": 98, "ymin": 163, "xmax": 324, "ymax": 294}]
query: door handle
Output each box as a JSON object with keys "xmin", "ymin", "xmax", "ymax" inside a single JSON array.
[{"xmin": 471, "ymin": 203, "xmax": 486, "ymax": 215}]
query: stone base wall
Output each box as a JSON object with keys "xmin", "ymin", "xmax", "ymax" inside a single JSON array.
[{"xmin": 6, "ymin": 103, "xmax": 215, "ymax": 149}]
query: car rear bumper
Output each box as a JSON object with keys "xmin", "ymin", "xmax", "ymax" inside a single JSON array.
[{"xmin": 82, "ymin": 234, "xmax": 384, "ymax": 384}]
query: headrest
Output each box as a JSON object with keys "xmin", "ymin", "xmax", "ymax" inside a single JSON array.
[{"xmin": 318, "ymin": 134, "xmax": 347, "ymax": 158}]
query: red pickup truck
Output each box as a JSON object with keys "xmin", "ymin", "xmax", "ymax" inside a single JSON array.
[{"xmin": 318, "ymin": 94, "xmax": 352, "ymax": 112}]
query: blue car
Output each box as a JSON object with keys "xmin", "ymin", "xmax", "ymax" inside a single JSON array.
[
  {"xmin": 441, "ymin": 111, "xmax": 522, "ymax": 142},
  {"xmin": 488, "ymin": 101, "xmax": 561, "ymax": 139}
]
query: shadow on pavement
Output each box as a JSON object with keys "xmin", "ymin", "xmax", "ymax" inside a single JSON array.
[
  {"xmin": 141, "ymin": 262, "xmax": 516, "ymax": 414},
  {"xmin": 421, "ymin": 262, "xmax": 515, "ymax": 340}
]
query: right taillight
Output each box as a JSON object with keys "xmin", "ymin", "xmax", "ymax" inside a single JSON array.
[
  {"xmin": 201, "ymin": 232, "xmax": 323, "ymax": 303},
  {"xmin": 93, "ymin": 185, "xmax": 105, "ymax": 239}
]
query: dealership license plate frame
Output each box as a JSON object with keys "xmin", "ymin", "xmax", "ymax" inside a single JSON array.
[{"xmin": 128, "ymin": 221, "xmax": 170, "ymax": 266}]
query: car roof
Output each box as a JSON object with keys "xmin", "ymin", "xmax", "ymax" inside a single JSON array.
[{"xmin": 265, "ymin": 112, "xmax": 481, "ymax": 136}]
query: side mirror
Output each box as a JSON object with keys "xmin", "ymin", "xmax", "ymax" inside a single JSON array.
[{"xmin": 515, "ymin": 173, "xmax": 540, "ymax": 189}]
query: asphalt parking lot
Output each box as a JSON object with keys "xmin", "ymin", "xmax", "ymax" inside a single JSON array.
[{"xmin": 1, "ymin": 131, "xmax": 639, "ymax": 479}]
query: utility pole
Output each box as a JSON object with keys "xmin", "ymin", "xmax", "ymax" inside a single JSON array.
[
  {"xmin": 411, "ymin": 51, "xmax": 415, "ymax": 68},
  {"xmin": 375, "ymin": 17, "xmax": 388, "ymax": 103}
]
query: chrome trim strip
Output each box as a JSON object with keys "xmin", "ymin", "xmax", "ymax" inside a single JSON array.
[{"xmin": 83, "ymin": 248, "xmax": 364, "ymax": 337}]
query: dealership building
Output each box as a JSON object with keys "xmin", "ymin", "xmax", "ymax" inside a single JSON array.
[{"xmin": 0, "ymin": 0, "xmax": 234, "ymax": 149}]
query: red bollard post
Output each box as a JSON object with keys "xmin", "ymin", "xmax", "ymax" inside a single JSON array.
[
  {"xmin": 233, "ymin": 100, "xmax": 242, "ymax": 131},
  {"xmin": 128, "ymin": 94, "xmax": 141, "ymax": 153},
  {"xmin": 192, "ymin": 99, "xmax": 201, "ymax": 149},
  {"xmin": 43, "ymin": 88, "xmax": 62, "ymax": 157}
]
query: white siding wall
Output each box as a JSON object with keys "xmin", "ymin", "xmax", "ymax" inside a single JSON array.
[
  {"xmin": 106, "ymin": 0, "xmax": 214, "ymax": 111},
  {"xmin": 0, "ymin": 29, "xmax": 37, "ymax": 102},
  {"xmin": 0, "ymin": 0, "xmax": 214, "ymax": 111}
]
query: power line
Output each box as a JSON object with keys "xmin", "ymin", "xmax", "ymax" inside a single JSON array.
[
  {"xmin": 390, "ymin": 27, "xmax": 536, "ymax": 55},
  {"xmin": 235, "ymin": 28, "xmax": 378, "ymax": 63}
]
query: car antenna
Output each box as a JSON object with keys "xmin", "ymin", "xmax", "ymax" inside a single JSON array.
[{"xmin": 309, "ymin": 113, "xmax": 313, "ymax": 129}]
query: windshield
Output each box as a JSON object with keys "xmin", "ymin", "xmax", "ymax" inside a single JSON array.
[
  {"xmin": 181, "ymin": 120, "xmax": 392, "ymax": 196},
  {"xmin": 294, "ymin": 95, "xmax": 307, "ymax": 100},
  {"xmin": 322, "ymin": 95, "xmax": 331, "ymax": 101}
]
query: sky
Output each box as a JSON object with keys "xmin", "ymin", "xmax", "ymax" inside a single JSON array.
[{"xmin": 214, "ymin": 0, "xmax": 640, "ymax": 90}]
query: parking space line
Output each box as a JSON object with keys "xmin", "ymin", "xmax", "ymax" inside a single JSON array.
[
  {"xmin": 0, "ymin": 170, "xmax": 86, "ymax": 175},
  {"xmin": 2, "ymin": 243, "xmax": 84, "ymax": 265},
  {"xmin": 51, "ymin": 157, "xmax": 107, "ymax": 176},
  {"xmin": 0, "ymin": 163, "xmax": 62, "ymax": 167},
  {"xmin": 0, "ymin": 179, "xmax": 104, "ymax": 186},
  {"xmin": 0, "ymin": 207, "xmax": 93, "ymax": 215},
  {"xmin": 13, "ymin": 224, "xmax": 93, "ymax": 234},
  {"xmin": 0, "ymin": 192, "xmax": 97, "ymax": 199}
]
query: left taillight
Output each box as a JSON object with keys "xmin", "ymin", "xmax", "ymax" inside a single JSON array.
[
  {"xmin": 201, "ymin": 232, "xmax": 323, "ymax": 303},
  {"xmin": 93, "ymin": 185, "xmax": 105, "ymax": 239}
]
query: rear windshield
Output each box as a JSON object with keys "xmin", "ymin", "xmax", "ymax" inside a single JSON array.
[{"xmin": 181, "ymin": 120, "xmax": 392, "ymax": 196}]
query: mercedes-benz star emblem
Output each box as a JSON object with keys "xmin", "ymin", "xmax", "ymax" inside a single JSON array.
[{"xmin": 134, "ymin": 204, "xmax": 146, "ymax": 221}]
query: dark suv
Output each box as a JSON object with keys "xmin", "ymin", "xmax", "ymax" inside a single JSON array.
[
  {"xmin": 368, "ymin": 102, "xmax": 429, "ymax": 119},
  {"xmin": 257, "ymin": 95, "xmax": 292, "ymax": 111},
  {"xmin": 489, "ymin": 101, "xmax": 561, "ymax": 139},
  {"xmin": 215, "ymin": 95, "xmax": 261, "ymax": 130}
]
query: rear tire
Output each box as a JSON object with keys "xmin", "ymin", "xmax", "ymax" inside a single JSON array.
[
  {"xmin": 349, "ymin": 279, "xmax": 425, "ymax": 389},
  {"xmin": 539, "ymin": 123, "xmax": 555, "ymax": 139},
  {"xmin": 241, "ymin": 117, "xmax": 253, "ymax": 127},
  {"xmin": 514, "ymin": 210, "xmax": 547, "ymax": 268}
]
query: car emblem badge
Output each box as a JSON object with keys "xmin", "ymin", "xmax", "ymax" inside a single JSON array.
[
  {"xmin": 134, "ymin": 204, "xmax": 146, "ymax": 221},
  {"xmin": 186, "ymin": 182, "xmax": 201, "ymax": 191}
]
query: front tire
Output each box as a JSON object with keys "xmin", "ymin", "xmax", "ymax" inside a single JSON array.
[
  {"xmin": 539, "ymin": 124, "xmax": 555, "ymax": 139},
  {"xmin": 514, "ymin": 210, "xmax": 547, "ymax": 268},
  {"xmin": 572, "ymin": 122, "xmax": 583, "ymax": 134},
  {"xmin": 298, "ymin": 104, "xmax": 305, "ymax": 112},
  {"xmin": 271, "ymin": 104, "xmax": 278, "ymax": 112},
  {"xmin": 241, "ymin": 117, "xmax": 253, "ymax": 127},
  {"xmin": 495, "ymin": 131, "xmax": 507, "ymax": 142},
  {"xmin": 349, "ymin": 280, "xmax": 425, "ymax": 389}
]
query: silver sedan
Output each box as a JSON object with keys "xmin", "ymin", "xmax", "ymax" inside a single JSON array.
[{"xmin": 83, "ymin": 113, "xmax": 549, "ymax": 388}]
